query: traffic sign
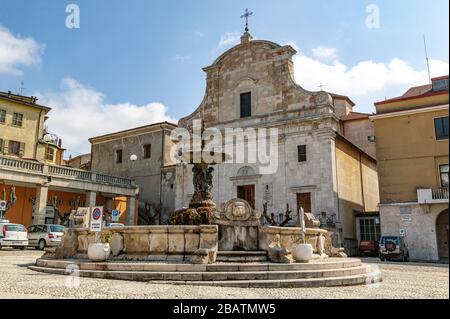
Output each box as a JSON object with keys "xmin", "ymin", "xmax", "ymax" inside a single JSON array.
[
  {"xmin": 0, "ymin": 200, "xmax": 6, "ymax": 211},
  {"xmin": 111, "ymin": 210, "xmax": 120, "ymax": 222},
  {"xmin": 90, "ymin": 206, "xmax": 103, "ymax": 232}
]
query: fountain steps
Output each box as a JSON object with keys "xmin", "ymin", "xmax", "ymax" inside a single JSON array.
[
  {"xmin": 216, "ymin": 251, "xmax": 268, "ymax": 262},
  {"xmin": 29, "ymin": 258, "xmax": 381, "ymax": 287}
]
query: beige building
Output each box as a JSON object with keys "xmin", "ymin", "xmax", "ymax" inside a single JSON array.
[
  {"xmin": 65, "ymin": 153, "xmax": 91, "ymax": 170},
  {"xmin": 0, "ymin": 91, "xmax": 64, "ymax": 165},
  {"xmin": 175, "ymin": 31, "xmax": 379, "ymax": 254},
  {"xmin": 89, "ymin": 122, "xmax": 177, "ymax": 225},
  {"xmin": 371, "ymin": 75, "xmax": 449, "ymax": 261},
  {"xmin": 0, "ymin": 92, "xmax": 138, "ymax": 227}
]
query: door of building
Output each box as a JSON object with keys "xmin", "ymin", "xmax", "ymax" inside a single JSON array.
[
  {"xmin": 436, "ymin": 209, "xmax": 449, "ymax": 260},
  {"xmin": 237, "ymin": 185, "xmax": 255, "ymax": 209},
  {"xmin": 296, "ymin": 193, "xmax": 311, "ymax": 213}
]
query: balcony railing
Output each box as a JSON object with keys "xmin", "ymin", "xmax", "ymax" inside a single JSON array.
[
  {"xmin": 417, "ymin": 187, "xmax": 449, "ymax": 204},
  {"xmin": 0, "ymin": 156, "xmax": 44, "ymax": 173},
  {"xmin": 0, "ymin": 155, "xmax": 134, "ymax": 188}
]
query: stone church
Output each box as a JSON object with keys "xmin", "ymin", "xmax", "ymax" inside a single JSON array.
[{"xmin": 175, "ymin": 31, "xmax": 379, "ymax": 253}]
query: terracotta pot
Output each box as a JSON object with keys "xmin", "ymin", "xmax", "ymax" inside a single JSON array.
[
  {"xmin": 292, "ymin": 243, "xmax": 313, "ymax": 262},
  {"xmin": 87, "ymin": 243, "xmax": 111, "ymax": 261}
]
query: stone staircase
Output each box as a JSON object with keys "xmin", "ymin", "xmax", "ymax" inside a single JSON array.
[{"xmin": 29, "ymin": 257, "xmax": 381, "ymax": 288}]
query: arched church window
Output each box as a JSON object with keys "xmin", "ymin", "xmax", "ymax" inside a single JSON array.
[{"xmin": 237, "ymin": 166, "xmax": 256, "ymax": 177}]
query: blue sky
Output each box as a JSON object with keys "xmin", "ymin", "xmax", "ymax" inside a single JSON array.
[{"xmin": 0, "ymin": 0, "xmax": 448, "ymax": 156}]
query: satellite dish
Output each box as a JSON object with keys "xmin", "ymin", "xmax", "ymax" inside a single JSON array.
[{"xmin": 43, "ymin": 134, "xmax": 53, "ymax": 143}]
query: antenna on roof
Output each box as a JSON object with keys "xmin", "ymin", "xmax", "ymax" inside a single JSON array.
[
  {"xmin": 423, "ymin": 35, "xmax": 431, "ymax": 84},
  {"xmin": 19, "ymin": 81, "xmax": 26, "ymax": 95}
]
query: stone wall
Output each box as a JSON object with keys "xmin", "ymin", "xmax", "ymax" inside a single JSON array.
[
  {"xmin": 56, "ymin": 225, "xmax": 218, "ymax": 262},
  {"xmin": 258, "ymin": 226, "xmax": 341, "ymax": 257},
  {"xmin": 379, "ymin": 203, "xmax": 448, "ymax": 261}
]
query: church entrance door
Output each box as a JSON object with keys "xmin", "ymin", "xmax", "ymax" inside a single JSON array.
[
  {"xmin": 296, "ymin": 193, "xmax": 311, "ymax": 213},
  {"xmin": 237, "ymin": 185, "xmax": 255, "ymax": 209}
]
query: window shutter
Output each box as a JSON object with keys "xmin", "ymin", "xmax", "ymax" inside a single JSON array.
[
  {"xmin": 19, "ymin": 142, "xmax": 25, "ymax": 157},
  {"xmin": 2, "ymin": 140, "xmax": 8, "ymax": 155},
  {"xmin": 0, "ymin": 139, "xmax": 2, "ymax": 153}
]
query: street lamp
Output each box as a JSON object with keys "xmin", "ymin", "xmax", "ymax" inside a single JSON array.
[{"xmin": 130, "ymin": 154, "xmax": 137, "ymax": 162}]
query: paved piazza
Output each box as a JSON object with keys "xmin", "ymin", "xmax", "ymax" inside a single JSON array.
[{"xmin": 0, "ymin": 250, "xmax": 448, "ymax": 299}]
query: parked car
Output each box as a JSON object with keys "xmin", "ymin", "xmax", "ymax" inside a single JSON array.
[
  {"xmin": 359, "ymin": 240, "xmax": 379, "ymax": 257},
  {"xmin": 0, "ymin": 220, "xmax": 29, "ymax": 250},
  {"xmin": 27, "ymin": 224, "xmax": 65, "ymax": 250},
  {"xmin": 107, "ymin": 223, "xmax": 125, "ymax": 228},
  {"xmin": 379, "ymin": 236, "xmax": 410, "ymax": 262}
]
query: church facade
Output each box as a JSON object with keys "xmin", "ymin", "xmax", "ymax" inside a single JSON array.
[{"xmin": 174, "ymin": 32, "xmax": 379, "ymax": 253}]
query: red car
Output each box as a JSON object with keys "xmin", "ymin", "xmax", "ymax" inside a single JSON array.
[{"xmin": 359, "ymin": 240, "xmax": 379, "ymax": 257}]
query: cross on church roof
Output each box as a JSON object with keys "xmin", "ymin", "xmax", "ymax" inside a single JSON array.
[{"xmin": 241, "ymin": 8, "xmax": 253, "ymax": 32}]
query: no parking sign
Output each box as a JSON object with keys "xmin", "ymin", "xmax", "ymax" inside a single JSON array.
[
  {"xmin": 90, "ymin": 206, "xmax": 103, "ymax": 232},
  {"xmin": 0, "ymin": 200, "xmax": 6, "ymax": 211}
]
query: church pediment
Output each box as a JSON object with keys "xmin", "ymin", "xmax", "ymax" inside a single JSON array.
[{"xmin": 178, "ymin": 32, "xmax": 333, "ymax": 130}]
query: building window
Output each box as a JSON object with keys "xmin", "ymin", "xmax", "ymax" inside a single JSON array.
[
  {"xmin": 359, "ymin": 218, "xmax": 381, "ymax": 242},
  {"xmin": 115, "ymin": 149, "xmax": 123, "ymax": 164},
  {"xmin": 434, "ymin": 117, "xmax": 449, "ymax": 140},
  {"xmin": 0, "ymin": 109, "xmax": 5, "ymax": 124},
  {"xmin": 143, "ymin": 144, "xmax": 151, "ymax": 159},
  {"xmin": 440, "ymin": 164, "xmax": 449, "ymax": 188},
  {"xmin": 297, "ymin": 145, "xmax": 307, "ymax": 162},
  {"xmin": 240, "ymin": 92, "xmax": 251, "ymax": 118},
  {"xmin": 8, "ymin": 140, "xmax": 21, "ymax": 155},
  {"xmin": 45, "ymin": 146, "xmax": 55, "ymax": 161},
  {"xmin": 12, "ymin": 112, "xmax": 23, "ymax": 127}
]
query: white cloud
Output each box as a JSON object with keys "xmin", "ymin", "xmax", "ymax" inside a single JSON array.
[
  {"xmin": 311, "ymin": 46, "xmax": 338, "ymax": 63},
  {"xmin": 218, "ymin": 32, "xmax": 240, "ymax": 49},
  {"xmin": 36, "ymin": 78, "xmax": 177, "ymax": 156},
  {"xmin": 291, "ymin": 43, "xmax": 449, "ymax": 112},
  {"xmin": 0, "ymin": 25, "xmax": 44, "ymax": 75}
]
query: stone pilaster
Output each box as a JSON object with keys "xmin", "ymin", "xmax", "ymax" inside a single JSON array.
[
  {"xmin": 85, "ymin": 191, "xmax": 96, "ymax": 207},
  {"xmin": 33, "ymin": 186, "xmax": 48, "ymax": 225},
  {"xmin": 126, "ymin": 196, "xmax": 136, "ymax": 226}
]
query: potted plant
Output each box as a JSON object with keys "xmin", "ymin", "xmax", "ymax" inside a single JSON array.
[
  {"xmin": 87, "ymin": 231, "xmax": 112, "ymax": 262},
  {"xmin": 291, "ymin": 232, "xmax": 313, "ymax": 263}
]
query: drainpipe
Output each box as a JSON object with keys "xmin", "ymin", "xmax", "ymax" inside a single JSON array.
[{"xmin": 35, "ymin": 110, "xmax": 43, "ymax": 159}]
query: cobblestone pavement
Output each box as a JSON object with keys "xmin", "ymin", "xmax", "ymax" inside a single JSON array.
[{"xmin": 0, "ymin": 250, "xmax": 448, "ymax": 299}]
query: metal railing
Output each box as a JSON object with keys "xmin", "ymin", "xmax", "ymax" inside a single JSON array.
[{"xmin": 0, "ymin": 155, "xmax": 134, "ymax": 188}]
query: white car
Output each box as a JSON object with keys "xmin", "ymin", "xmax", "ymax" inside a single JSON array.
[
  {"xmin": 0, "ymin": 220, "xmax": 29, "ymax": 250},
  {"xmin": 27, "ymin": 224, "xmax": 65, "ymax": 250},
  {"xmin": 107, "ymin": 223, "xmax": 125, "ymax": 228}
]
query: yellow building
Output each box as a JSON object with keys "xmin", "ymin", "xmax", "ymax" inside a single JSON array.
[
  {"xmin": 371, "ymin": 75, "xmax": 449, "ymax": 261},
  {"xmin": 0, "ymin": 91, "xmax": 64, "ymax": 165}
]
